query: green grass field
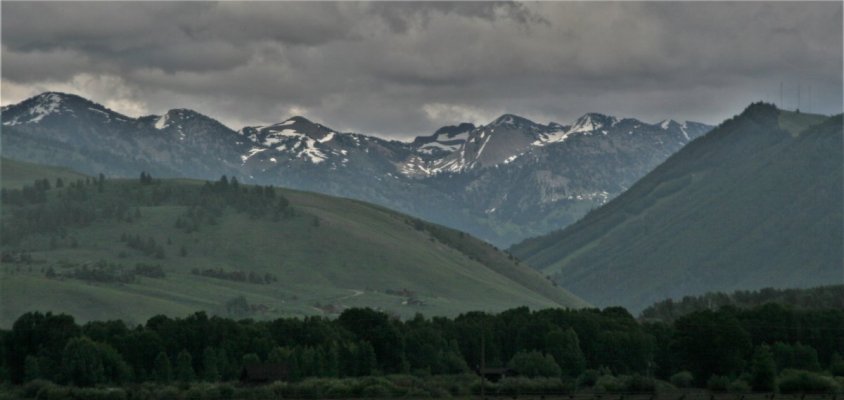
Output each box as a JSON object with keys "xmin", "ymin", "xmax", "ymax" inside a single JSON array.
[{"xmin": 0, "ymin": 159, "xmax": 587, "ymax": 326}]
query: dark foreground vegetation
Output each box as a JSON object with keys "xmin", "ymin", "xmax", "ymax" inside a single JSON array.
[{"xmin": 2, "ymin": 301, "xmax": 844, "ymax": 399}]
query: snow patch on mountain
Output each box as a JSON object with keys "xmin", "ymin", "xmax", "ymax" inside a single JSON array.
[
  {"xmin": 241, "ymin": 147, "xmax": 267, "ymax": 164},
  {"xmin": 3, "ymin": 93, "xmax": 65, "ymax": 126},
  {"xmin": 154, "ymin": 114, "xmax": 169, "ymax": 130},
  {"xmin": 318, "ymin": 132, "xmax": 336, "ymax": 143}
]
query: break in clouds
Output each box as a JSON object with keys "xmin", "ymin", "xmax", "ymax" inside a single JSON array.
[{"xmin": 2, "ymin": 1, "xmax": 842, "ymax": 139}]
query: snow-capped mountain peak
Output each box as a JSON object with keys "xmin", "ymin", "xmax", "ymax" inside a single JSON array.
[
  {"xmin": 237, "ymin": 116, "xmax": 343, "ymax": 165},
  {"xmin": 569, "ymin": 113, "xmax": 618, "ymax": 134},
  {"xmin": 2, "ymin": 92, "xmax": 130, "ymax": 126},
  {"xmin": 487, "ymin": 113, "xmax": 541, "ymax": 130},
  {"xmin": 146, "ymin": 109, "xmax": 231, "ymax": 143}
]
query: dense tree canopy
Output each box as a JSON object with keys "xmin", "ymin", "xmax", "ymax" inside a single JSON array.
[{"xmin": 2, "ymin": 302, "xmax": 843, "ymax": 390}]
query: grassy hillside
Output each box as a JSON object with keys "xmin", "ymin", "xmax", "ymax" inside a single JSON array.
[
  {"xmin": 511, "ymin": 104, "xmax": 842, "ymax": 312},
  {"xmin": 0, "ymin": 171, "xmax": 586, "ymax": 327},
  {"xmin": 1, "ymin": 157, "xmax": 88, "ymax": 189}
]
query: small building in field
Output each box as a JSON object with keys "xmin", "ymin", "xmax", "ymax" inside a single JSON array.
[{"xmin": 240, "ymin": 363, "xmax": 289, "ymax": 384}]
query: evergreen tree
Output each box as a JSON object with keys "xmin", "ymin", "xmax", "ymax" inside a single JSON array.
[
  {"xmin": 750, "ymin": 344, "xmax": 777, "ymax": 392},
  {"xmin": 545, "ymin": 327, "xmax": 586, "ymax": 377},
  {"xmin": 242, "ymin": 353, "xmax": 260, "ymax": 365},
  {"xmin": 61, "ymin": 337, "xmax": 105, "ymax": 386},
  {"xmin": 202, "ymin": 347, "xmax": 220, "ymax": 382},
  {"xmin": 216, "ymin": 348, "xmax": 234, "ymax": 381},
  {"xmin": 323, "ymin": 344, "xmax": 340, "ymax": 378},
  {"xmin": 175, "ymin": 349, "xmax": 195, "ymax": 382},
  {"xmin": 153, "ymin": 352, "xmax": 172, "ymax": 383},
  {"xmin": 357, "ymin": 342, "xmax": 377, "ymax": 376},
  {"xmin": 23, "ymin": 355, "xmax": 40, "ymax": 382},
  {"xmin": 829, "ymin": 353, "xmax": 844, "ymax": 376},
  {"xmin": 268, "ymin": 347, "xmax": 287, "ymax": 363}
]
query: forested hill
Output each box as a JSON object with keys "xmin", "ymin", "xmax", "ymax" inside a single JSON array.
[
  {"xmin": 511, "ymin": 104, "xmax": 842, "ymax": 312},
  {"xmin": 0, "ymin": 160, "xmax": 586, "ymax": 326},
  {"xmin": 640, "ymin": 285, "xmax": 844, "ymax": 322}
]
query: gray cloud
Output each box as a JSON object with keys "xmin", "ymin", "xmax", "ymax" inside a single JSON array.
[{"xmin": 2, "ymin": 1, "xmax": 841, "ymax": 138}]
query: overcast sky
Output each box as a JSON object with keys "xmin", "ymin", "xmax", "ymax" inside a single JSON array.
[{"xmin": 2, "ymin": 2, "xmax": 842, "ymax": 139}]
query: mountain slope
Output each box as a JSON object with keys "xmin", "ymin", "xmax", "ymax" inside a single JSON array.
[
  {"xmin": 511, "ymin": 104, "xmax": 842, "ymax": 312},
  {"xmin": 1, "ymin": 92, "xmax": 710, "ymax": 246},
  {"xmin": 0, "ymin": 166, "xmax": 587, "ymax": 326}
]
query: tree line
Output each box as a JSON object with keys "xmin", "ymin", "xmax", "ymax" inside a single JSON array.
[
  {"xmin": 641, "ymin": 285, "xmax": 844, "ymax": 321},
  {"xmin": 2, "ymin": 303, "xmax": 843, "ymax": 392}
]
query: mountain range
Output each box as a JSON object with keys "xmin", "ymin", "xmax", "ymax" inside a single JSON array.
[
  {"xmin": 1, "ymin": 92, "xmax": 711, "ymax": 246},
  {"xmin": 510, "ymin": 104, "xmax": 843, "ymax": 312},
  {"xmin": 1, "ymin": 94, "xmax": 840, "ymax": 319}
]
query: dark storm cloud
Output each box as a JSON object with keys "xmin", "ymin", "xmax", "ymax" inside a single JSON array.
[{"xmin": 2, "ymin": 1, "xmax": 841, "ymax": 138}]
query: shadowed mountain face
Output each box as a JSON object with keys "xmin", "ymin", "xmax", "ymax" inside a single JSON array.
[
  {"xmin": 1, "ymin": 92, "xmax": 710, "ymax": 246},
  {"xmin": 511, "ymin": 104, "xmax": 843, "ymax": 312}
]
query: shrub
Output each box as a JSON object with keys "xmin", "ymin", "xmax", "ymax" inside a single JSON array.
[
  {"xmin": 778, "ymin": 369, "xmax": 840, "ymax": 394},
  {"xmin": 0, "ymin": 391, "xmax": 21, "ymax": 400},
  {"xmin": 183, "ymin": 387, "xmax": 206, "ymax": 400},
  {"xmin": 577, "ymin": 369, "xmax": 601, "ymax": 388},
  {"xmin": 34, "ymin": 385, "xmax": 71, "ymax": 400},
  {"xmin": 404, "ymin": 387, "xmax": 430, "ymax": 398},
  {"xmin": 594, "ymin": 375, "xmax": 625, "ymax": 393},
  {"xmin": 670, "ymin": 371, "xmax": 694, "ymax": 388},
  {"xmin": 236, "ymin": 386, "xmax": 274, "ymax": 400},
  {"xmin": 125, "ymin": 385, "xmax": 159, "ymax": 400},
  {"xmin": 361, "ymin": 383, "xmax": 392, "ymax": 398},
  {"xmin": 424, "ymin": 386, "xmax": 451, "ymax": 398},
  {"xmin": 594, "ymin": 374, "xmax": 655, "ymax": 394},
  {"xmin": 74, "ymin": 388, "xmax": 128, "ymax": 400},
  {"xmin": 469, "ymin": 380, "xmax": 499, "ymax": 395},
  {"xmin": 105, "ymin": 388, "xmax": 128, "ymax": 400},
  {"xmin": 707, "ymin": 375, "xmax": 730, "ymax": 392},
  {"xmin": 319, "ymin": 379, "xmax": 358, "ymax": 399},
  {"xmin": 294, "ymin": 378, "xmax": 327, "ymax": 399},
  {"xmin": 507, "ymin": 351, "xmax": 561, "ymax": 378},
  {"xmin": 154, "ymin": 386, "xmax": 180, "ymax": 400},
  {"xmin": 626, "ymin": 374, "xmax": 656, "ymax": 393},
  {"xmin": 497, "ymin": 377, "xmax": 530, "ymax": 396},
  {"xmin": 727, "ymin": 379, "xmax": 751, "ymax": 393},
  {"xmin": 22, "ymin": 380, "xmax": 55, "ymax": 398},
  {"xmin": 264, "ymin": 381, "xmax": 286, "ymax": 398},
  {"xmin": 217, "ymin": 384, "xmax": 235, "ymax": 400}
]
